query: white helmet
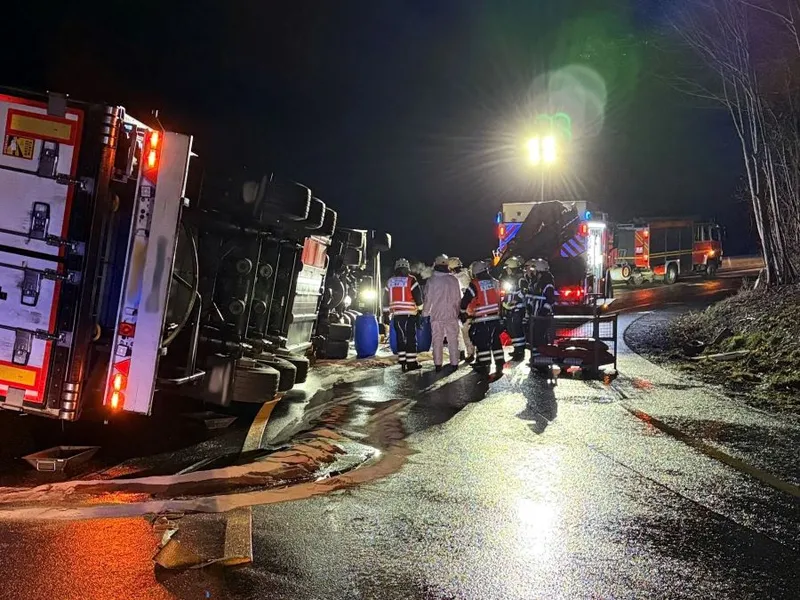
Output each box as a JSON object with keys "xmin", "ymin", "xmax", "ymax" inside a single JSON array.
[
  {"xmin": 504, "ymin": 256, "xmax": 523, "ymax": 269},
  {"xmin": 434, "ymin": 254, "xmax": 450, "ymax": 267},
  {"xmin": 448, "ymin": 256, "xmax": 463, "ymax": 270},
  {"xmin": 531, "ymin": 258, "xmax": 550, "ymax": 272},
  {"xmin": 471, "ymin": 260, "xmax": 489, "ymax": 276},
  {"xmin": 395, "ymin": 258, "xmax": 410, "ymax": 270}
]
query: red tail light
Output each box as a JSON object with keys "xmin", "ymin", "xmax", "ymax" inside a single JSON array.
[
  {"xmin": 578, "ymin": 222, "xmax": 589, "ymax": 237},
  {"xmin": 559, "ymin": 286, "xmax": 585, "ymax": 302},
  {"xmin": 143, "ymin": 129, "xmax": 163, "ymax": 178},
  {"xmin": 108, "ymin": 372, "xmax": 127, "ymax": 410}
]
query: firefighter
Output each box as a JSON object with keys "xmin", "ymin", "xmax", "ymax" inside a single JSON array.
[
  {"xmin": 460, "ymin": 260, "xmax": 504, "ymax": 377},
  {"xmin": 527, "ymin": 258, "xmax": 556, "ymax": 367},
  {"xmin": 423, "ymin": 254, "xmax": 463, "ymax": 372},
  {"xmin": 448, "ymin": 256, "xmax": 474, "ymax": 363},
  {"xmin": 500, "ymin": 256, "xmax": 527, "ymax": 361},
  {"xmin": 383, "ymin": 258, "xmax": 424, "ymax": 372}
]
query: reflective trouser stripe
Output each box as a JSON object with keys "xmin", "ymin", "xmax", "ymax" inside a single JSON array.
[{"xmin": 406, "ymin": 353, "xmax": 418, "ymax": 365}]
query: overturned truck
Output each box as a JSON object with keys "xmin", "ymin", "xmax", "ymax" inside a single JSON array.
[{"xmin": 0, "ymin": 88, "xmax": 388, "ymax": 422}]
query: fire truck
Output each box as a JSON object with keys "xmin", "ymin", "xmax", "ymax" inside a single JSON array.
[
  {"xmin": 495, "ymin": 201, "xmax": 613, "ymax": 307},
  {"xmin": 0, "ymin": 88, "xmax": 384, "ymax": 422},
  {"xmin": 608, "ymin": 218, "xmax": 723, "ymax": 285}
]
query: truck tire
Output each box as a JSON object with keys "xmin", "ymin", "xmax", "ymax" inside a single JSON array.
[
  {"xmin": 274, "ymin": 349, "xmax": 310, "ymax": 384},
  {"xmin": 371, "ymin": 231, "xmax": 392, "ymax": 253},
  {"xmin": 329, "ymin": 323, "xmax": 353, "ymax": 342},
  {"xmin": 264, "ymin": 179, "xmax": 311, "ymax": 222},
  {"xmin": 705, "ymin": 261, "xmax": 718, "ymax": 279},
  {"xmin": 257, "ymin": 354, "xmax": 297, "ymax": 392},
  {"xmin": 233, "ymin": 365, "xmax": 280, "ymax": 403},
  {"xmin": 666, "ymin": 264, "xmax": 678, "ymax": 285},
  {"xmin": 319, "ymin": 208, "xmax": 337, "ymax": 237},
  {"xmin": 336, "ymin": 228, "xmax": 366, "ymax": 249},
  {"xmin": 304, "ymin": 197, "xmax": 326, "ymax": 230},
  {"xmin": 325, "ymin": 339, "xmax": 349, "ymax": 360},
  {"xmin": 342, "ymin": 247, "xmax": 363, "ymax": 267},
  {"xmin": 620, "ymin": 264, "xmax": 631, "ymax": 279}
]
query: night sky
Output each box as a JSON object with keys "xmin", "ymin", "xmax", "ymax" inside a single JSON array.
[{"xmin": 3, "ymin": 0, "xmax": 755, "ymax": 262}]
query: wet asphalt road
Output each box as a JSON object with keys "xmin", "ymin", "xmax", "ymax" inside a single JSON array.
[{"xmin": 2, "ymin": 268, "xmax": 798, "ymax": 599}]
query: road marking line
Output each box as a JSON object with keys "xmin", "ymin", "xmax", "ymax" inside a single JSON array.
[
  {"xmin": 622, "ymin": 404, "xmax": 800, "ymax": 499},
  {"xmin": 220, "ymin": 396, "xmax": 280, "ymax": 567}
]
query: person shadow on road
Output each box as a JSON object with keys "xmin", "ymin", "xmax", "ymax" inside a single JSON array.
[{"xmin": 516, "ymin": 372, "xmax": 558, "ymax": 435}]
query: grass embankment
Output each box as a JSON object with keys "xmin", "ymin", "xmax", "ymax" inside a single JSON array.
[{"xmin": 665, "ymin": 284, "xmax": 800, "ymax": 415}]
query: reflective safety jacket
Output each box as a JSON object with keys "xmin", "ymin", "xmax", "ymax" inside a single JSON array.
[
  {"xmin": 383, "ymin": 275, "xmax": 423, "ymax": 316},
  {"xmin": 502, "ymin": 276, "xmax": 528, "ymax": 312},
  {"xmin": 460, "ymin": 277, "xmax": 501, "ymax": 322},
  {"xmin": 528, "ymin": 272, "xmax": 556, "ymax": 316}
]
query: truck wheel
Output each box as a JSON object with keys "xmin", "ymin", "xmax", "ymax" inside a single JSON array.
[
  {"xmin": 304, "ymin": 197, "xmax": 326, "ymax": 230},
  {"xmin": 666, "ymin": 264, "xmax": 678, "ymax": 285},
  {"xmin": 325, "ymin": 339, "xmax": 350, "ymax": 360},
  {"xmin": 371, "ymin": 231, "xmax": 392, "ymax": 253},
  {"xmin": 620, "ymin": 264, "xmax": 632, "ymax": 279},
  {"xmin": 336, "ymin": 228, "xmax": 366, "ymax": 249},
  {"xmin": 274, "ymin": 349, "xmax": 310, "ymax": 384},
  {"xmin": 329, "ymin": 323, "xmax": 353, "ymax": 342},
  {"xmin": 705, "ymin": 261, "xmax": 718, "ymax": 279},
  {"xmin": 233, "ymin": 365, "xmax": 280, "ymax": 403},
  {"xmin": 257, "ymin": 354, "xmax": 297, "ymax": 392},
  {"xmin": 319, "ymin": 208, "xmax": 337, "ymax": 237},
  {"xmin": 264, "ymin": 179, "xmax": 311, "ymax": 222}
]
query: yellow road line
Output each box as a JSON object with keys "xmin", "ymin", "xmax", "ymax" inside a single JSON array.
[{"xmin": 622, "ymin": 405, "xmax": 800, "ymax": 498}]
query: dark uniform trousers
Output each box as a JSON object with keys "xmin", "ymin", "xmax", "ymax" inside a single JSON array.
[
  {"xmin": 471, "ymin": 318, "xmax": 504, "ymax": 368},
  {"xmin": 393, "ymin": 314, "xmax": 418, "ymax": 365}
]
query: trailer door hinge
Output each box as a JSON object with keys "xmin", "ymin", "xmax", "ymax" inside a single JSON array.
[
  {"xmin": 54, "ymin": 174, "xmax": 87, "ymax": 190},
  {"xmin": 20, "ymin": 267, "xmax": 81, "ymax": 307},
  {"xmin": 12, "ymin": 331, "xmax": 32, "ymax": 365}
]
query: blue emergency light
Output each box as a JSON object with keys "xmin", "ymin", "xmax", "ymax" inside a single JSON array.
[
  {"xmin": 584, "ymin": 211, "xmax": 592, "ymax": 220},
  {"xmin": 496, "ymin": 211, "xmax": 503, "ymax": 224}
]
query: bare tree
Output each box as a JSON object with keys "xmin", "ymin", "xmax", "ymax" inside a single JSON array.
[{"xmin": 675, "ymin": 0, "xmax": 800, "ymax": 285}]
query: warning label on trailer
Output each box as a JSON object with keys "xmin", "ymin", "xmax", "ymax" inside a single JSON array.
[{"xmin": 2, "ymin": 135, "xmax": 35, "ymax": 160}]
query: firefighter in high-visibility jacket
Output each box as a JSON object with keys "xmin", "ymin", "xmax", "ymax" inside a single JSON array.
[
  {"xmin": 500, "ymin": 256, "xmax": 527, "ymax": 361},
  {"xmin": 460, "ymin": 260, "xmax": 504, "ymax": 376},
  {"xmin": 383, "ymin": 258, "xmax": 424, "ymax": 372},
  {"xmin": 527, "ymin": 258, "xmax": 556, "ymax": 366}
]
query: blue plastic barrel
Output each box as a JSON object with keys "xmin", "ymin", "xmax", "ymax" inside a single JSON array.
[
  {"xmin": 389, "ymin": 316, "xmax": 432, "ymax": 355},
  {"xmin": 389, "ymin": 317, "xmax": 398, "ymax": 354},
  {"xmin": 354, "ymin": 314, "xmax": 379, "ymax": 358},
  {"xmin": 416, "ymin": 316, "xmax": 432, "ymax": 352}
]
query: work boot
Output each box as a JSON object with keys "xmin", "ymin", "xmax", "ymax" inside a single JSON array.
[
  {"xmin": 406, "ymin": 362, "xmax": 421, "ymax": 372},
  {"xmin": 511, "ymin": 348, "xmax": 525, "ymax": 361},
  {"xmin": 435, "ymin": 365, "xmax": 443, "ymax": 373},
  {"xmin": 464, "ymin": 354, "xmax": 474, "ymax": 364},
  {"xmin": 400, "ymin": 363, "xmax": 407, "ymax": 372},
  {"xmin": 459, "ymin": 350, "xmax": 466, "ymax": 361},
  {"xmin": 494, "ymin": 361, "xmax": 505, "ymax": 380}
]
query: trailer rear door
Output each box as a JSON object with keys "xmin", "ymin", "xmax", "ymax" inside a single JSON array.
[{"xmin": 0, "ymin": 94, "xmax": 83, "ymax": 410}]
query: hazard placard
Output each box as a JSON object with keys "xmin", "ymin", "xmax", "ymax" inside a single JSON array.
[{"xmin": 2, "ymin": 135, "xmax": 34, "ymax": 160}]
